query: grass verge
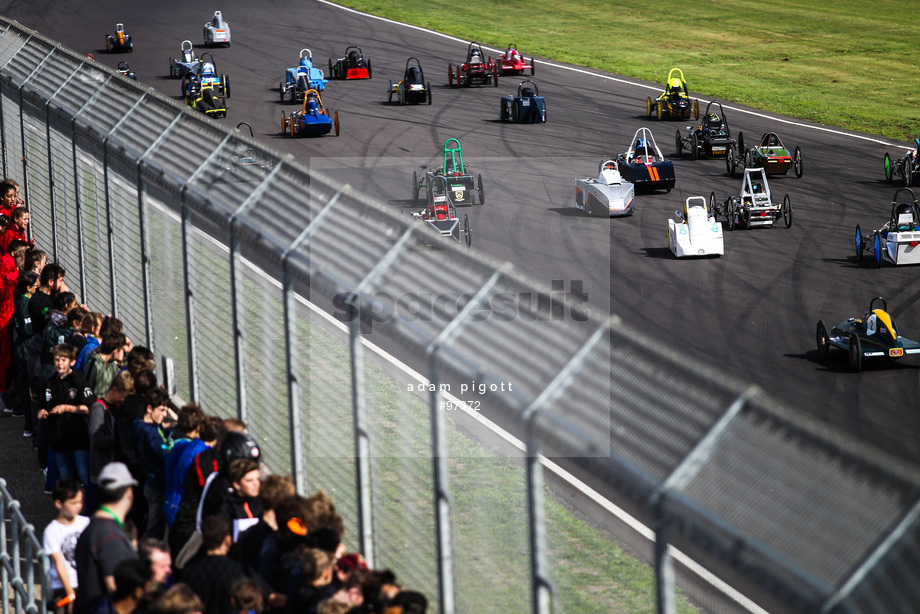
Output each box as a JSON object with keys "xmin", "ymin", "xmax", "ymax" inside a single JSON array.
[{"xmin": 335, "ymin": 0, "xmax": 918, "ymax": 141}]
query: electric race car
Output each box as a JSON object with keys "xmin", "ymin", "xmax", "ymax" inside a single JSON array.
[
  {"xmin": 117, "ymin": 61, "xmax": 136, "ymax": 80},
  {"xmin": 675, "ymin": 101, "xmax": 735, "ymax": 161},
  {"xmin": 105, "ymin": 23, "xmax": 132, "ymax": 53},
  {"xmin": 169, "ymin": 41, "xmax": 198, "ymax": 79},
  {"xmin": 412, "ymin": 175, "xmax": 472, "ymax": 248},
  {"xmin": 203, "ymin": 11, "xmax": 231, "ymax": 47},
  {"xmin": 181, "ymin": 53, "xmax": 230, "ymax": 100},
  {"xmin": 187, "ymin": 83, "xmax": 227, "ymax": 117},
  {"xmin": 412, "ymin": 138, "xmax": 484, "ymax": 206},
  {"xmin": 667, "ymin": 196, "xmax": 724, "ymax": 258},
  {"xmin": 816, "ymin": 297, "xmax": 920, "ymax": 372},
  {"xmin": 727, "ymin": 131, "xmax": 803, "ymax": 178},
  {"xmin": 574, "ymin": 160, "xmax": 635, "ymax": 217},
  {"xmin": 854, "ymin": 188, "xmax": 920, "ymax": 267},
  {"xmin": 281, "ymin": 89, "xmax": 339, "ymax": 137},
  {"xmin": 883, "ymin": 139, "xmax": 920, "ymax": 186},
  {"xmin": 449, "ymin": 42, "xmax": 498, "ymax": 88},
  {"xmin": 499, "ymin": 80, "xmax": 545, "ymax": 123},
  {"xmin": 281, "ymin": 49, "xmax": 328, "ymax": 103},
  {"xmin": 710, "ymin": 167, "xmax": 792, "ymax": 230},
  {"xmin": 387, "ymin": 57, "xmax": 431, "ymax": 105},
  {"xmin": 497, "ymin": 44, "xmax": 534, "ymax": 76},
  {"xmin": 329, "ymin": 46, "xmax": 372, "ymax": 80},
  {"xmin": 614, "ymin": 127, "xmax": 675, "ymax": 192},
  {"xmin": 647, "ymin": 68, "xmax": 698, "ymax": 121}
]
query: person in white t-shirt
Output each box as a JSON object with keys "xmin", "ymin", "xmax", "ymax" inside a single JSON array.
[{"xmin": 43, "ymin": 478, "xmax": 90, "ymax": 613}]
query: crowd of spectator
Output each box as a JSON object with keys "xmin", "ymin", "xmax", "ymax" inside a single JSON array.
[{"xmin": 0, "ymin": 178, "xmax": 427, "ymax": 614}]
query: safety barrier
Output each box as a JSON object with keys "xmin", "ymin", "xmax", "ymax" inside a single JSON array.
[
  {"xmin": 1, "ymin": 479, "xmax": 50, "ymax": 614},
  {"xmin": 2, "ymin": 17, "xmax": 920, "ymax": 614}
]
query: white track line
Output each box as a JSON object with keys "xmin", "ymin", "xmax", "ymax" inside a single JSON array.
[{"xmin": 318, "ymin": 0, "xmax": 911, "ymax": 151}]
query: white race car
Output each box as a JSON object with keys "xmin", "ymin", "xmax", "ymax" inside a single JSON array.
[
  {"xmin": 855, "ymin": 187, "xmax": 920, "ymax": 267},
  {"xmin": 667, "ymin": 196, "xmax": 724, "ymax": 257},
  {"xmin": 203, "ymin": 11, "xmax": 231, "ymax": 47},
  {"xmin": 574, "ymin": 160, "xmax": 635, "ymax": 216}
]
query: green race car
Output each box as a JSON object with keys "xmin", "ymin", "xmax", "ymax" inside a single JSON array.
[
  {"xmin": 727, "ymin": 131, "xmax": 803, "ymax": 178},
  {"xmin": 816, "ymin": 297, "xmax": 920, "ymax": 372}
]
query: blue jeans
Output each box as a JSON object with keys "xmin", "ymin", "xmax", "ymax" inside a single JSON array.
[{"xmin": 55, "ymin": 449, "xmax": 90, "ymax": 487}]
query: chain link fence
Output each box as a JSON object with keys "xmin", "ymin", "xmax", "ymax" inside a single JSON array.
[{"xmin": 3, "ymin": 17, "xmax": 920, "ymax": 614}]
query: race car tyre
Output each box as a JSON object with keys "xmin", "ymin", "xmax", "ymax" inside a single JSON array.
[
  {"xmin": 329, "ymin": 59, "xmax": 334, "ymax": 78},
  {"xmin": 674, "ymin": 130, "xmax": 682, "ymax": 157},
  {"xmin": 726, "ymin": 204, "xmax": 735, "ymax": 231},
  {"xmin": 656, "ymin": 104, "xmax": 663, "ymax": 121},
  {"xmin": 367, "ymin": 59, "xmax": 372, "ymax": 79},
  {"xmin": 412, "ymin": 171, "xmax": 419, "ymax": 202},
  {"xmin": 783, "ymin": 195, "xmax": 792, "ymax": 228},
  {"xmin": 387, "ymin": 81, "xmax": 393, "ymax": 103},
  {"xmin": 280, "ymin": 83, "xmax": 286, "ymax": 103},
  {"xmin": 290, "ymin": 114, "xmax": 296, "ymax": 138},
  {"xmin": 477, "ymin": 174, "xmax": 484, "ymax": 205},
  {"xmin": 848, "ymin": 334, "xmax": 862, "ymax": 372},
  {"xmin": 794, "ymin": 146, "xmax": 803, "ymax": 178},
  {"xmin": 399, "ymin": 86, "xmax": 405, "ymax": 106},
  {"xmin": 905, "ymin": 161, "xmax": 913, "ymax": 187},
  {"xmin": 646, "ymin": 98, "xmax": 653, "ymax": 118},
  {"xmin": 726, "ymin": 147, "xmax": 736, "ymax": 176},
  {"xmin": 884, "ymin": 153, "xmax": 893, "ymax": 182},
  {"xmin": 816, "ymin": 321, "xmax": 830, "ymax": 359},
  {"xmin": 709, "ymin": 192, "xmax": 718, "ymax": 221},
  {"xmin": 854, "ymin": 225, "xmax": 863, "ymax": 262},
  {"xmin": 280, "ymin": 111, "xmax": 287, "ymax": 137},
  {"xmin": 448, "ymin": 64, "xmax": 454, "ymax": 87},
  {"xmin": 180, "ymin": 76, "xmax": 189, "ymax": 98},
  {"xmin": 531, "ymin": 59, "xmax": 535, "ymax": 76},
  {"xmin": 873, "ymin": 232, "xmax": 882, "ymax": 268},
  {"xmin": 464, "ymin": 215, "xmax": 471, "ymax": 248},
  {"xmin": 427, "ymin": 84, "xmax": 432, "ymax": 105},
  {"xmin": 493, "ymin": 64, "xmax": 499, "ymax": 86},
  {"xmin": 690, "ymin": 134, "xmax": 699, "ymax": 161},
  {"xmin": 333, "ymin": 111, "xmax": 340, "ymax": 137},
  {"xmin": 693, "ymin": 99, "xmax": 699, "ymax": 120},
  {"xmin": 222, "ymin": 75, "xmax": 231, "ymax": 98},
  {"xmin": 744, "ymin": 150, "xmax": 753, "ymax": 170},
  {"xmin": 737, "ymin": 132, "xmax": 745, "ymax": 154}
]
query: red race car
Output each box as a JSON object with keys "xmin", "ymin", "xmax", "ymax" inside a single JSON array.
[
  {"xmin": 448, "ymin": 42, "xmax": 498, "ymax": 88},
  {"xmin": 497, "ymin": 43, "xmax": 534, "ymax": 76}
]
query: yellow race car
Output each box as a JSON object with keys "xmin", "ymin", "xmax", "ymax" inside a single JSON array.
[{"xmin": 646, "ymin": 68, "xmax": 699, "ymax": 121}]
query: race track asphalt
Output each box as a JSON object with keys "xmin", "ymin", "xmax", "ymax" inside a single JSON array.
[{"xmin": 4, "ymin": 0, "xmax": 920, "ymax": 472}]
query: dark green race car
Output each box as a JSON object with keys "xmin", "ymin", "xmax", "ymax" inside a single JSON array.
[{"xmin": 816, "ymin": 297, "xmax": 920, "ymax": 372}]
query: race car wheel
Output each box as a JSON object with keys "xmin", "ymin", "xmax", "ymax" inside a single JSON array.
[
  {"xmin": 493, "ymin": 64, "xmax": 499, "ymax": 86},
  {"xmin": 180, "ymin": 76, "xmax": 189, "ymax": 98},
  {"xmin": 726, "ymin": 204, "xmax": 735, "ymax": 231},
  {"xmin": 782, "ymin": 195, "xmax": 792, "ymax": 228},
  {"xmin": 333, "ymin": 111, "xmax": 340, "ymax": 137},
  {"xmin": 280, "ymin": 83, "xmax": 286, "ymax": 103},
  {"xmin": 399, "ymin": 86, "xmax": 405, "ymax": 106},
  {"xmin": 367, "ymin": 59, "xmax": 372, "ymax": 79},
  {"xmin": 222, "ymin": 75, "xmax": 231, "ymax": 98},
  {"xmin": 693, "ymin": 99, "xmax": 699, "ymax": 120},
  {"xmin": 329, "ymin": 59, "xmax": 334, "ymax": 79},
  {"xmin": 656, "ymin": 103, "xmax": 663, "ymax": 121},
  {"xmin": 646, "ymin": 97, "xmax": 652, "ymax": 118},
  {"xmin": 873, "ymin": 232, "xmax": 882, "ymax": 268},
  {"xmin": 709, "ymin": 192, "xmax": 719, "ymax": 221},
  {"xmin": 737, "ymin": 132, "xmax": 745, "ymax": 154},
  {"xmin": 905, "ymin": 161, "xmax": 913, "ymax": 187},
  {"xmin": 674, "ymin": 130, "xmax": 682, "ymax": 157},
  {"xmin": 690, "ymin": 134, "xmax": 699, "ymax": 161},
  {"xmin": 793, "ymin": 146, "xmax": 803, "ymax": 178},
  {"xmin": 848, "ymin": 334, "xmax": 862, "ymax": 372},
  {"xmin": 726, "ymin": 146, "xmax": 736, "ymax": 176},
  {"xmin": 884, "ymin": 153, "xmax": 893, "ymax": 183},
  {"xmin": 412, "ymin": 171, "xmax": 419, "ymax": 202},
  {"xmin": 854, "ymin": 225, "xmax": 863, "ymax": 262},
  {"xmin": 290, "ymin": 114, "xmax": 297, "ymax": 138},
  {"xmin": 387, "ymin": 81, "xmax": 393, "ymax": 103},
  {"xmin": 816, "ymin": 321, "xmax": 830, "ymax": 359},
  {"xmin": 464, "ymin": 214, "xmax": 471, "ymax": 248},
  {"xmin": 427, "ymin": 84, "xmax": 432, "ymax": 105},
  {"xmin": 448, "ymin": 64, "xmax": 454, "ymax": 87},
  {"xmin": 744, "ymin": 149, "xmax": 753, "ymax": 170},
  {"xmin": 280, "ymin": 111, "xmax": 287, "ymax": 137},
  {"xmin": 530, "ymin": 60, "xmax": 536, "ymax": 75},
  {"xmin": 477, "ymin": 174, "xmax": 484, "ymax": 205}
]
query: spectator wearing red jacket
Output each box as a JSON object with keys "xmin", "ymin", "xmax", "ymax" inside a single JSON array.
[{"xmin": 0, "ymin": 208, "xmax": 33, "ymax": 254}]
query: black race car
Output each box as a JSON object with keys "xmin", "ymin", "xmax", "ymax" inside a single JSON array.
[
  {"xmin": 329, "ymin": 46, "xmax": 371, "ymax": 80},
  {"xmin": 387, "ymin": 57, "xmax": 431, "ymax": 105},
  {"xmin": 816, "ymin": 297, "xmax": 920, "ymax": 372},
  {"xmin": 614, "ymin": 127, "xmax": 675, "ymax": 192},
  {"xmin": 675, "ymin": 101, "xmax": 736, "ymax": 160}
]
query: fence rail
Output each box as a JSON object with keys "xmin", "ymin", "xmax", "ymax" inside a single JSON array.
[
  {"xmin": 2, "ymin": 16, "xmax": 920, "ymax": 614},
  {"xmin": 1, "ymin": 479, "xmax": 50, "ymax": 614}
]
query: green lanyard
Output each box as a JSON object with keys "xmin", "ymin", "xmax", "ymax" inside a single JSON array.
[{"xmin": 98, "ymin": 506, "xmax": 125, "ymax": 530}]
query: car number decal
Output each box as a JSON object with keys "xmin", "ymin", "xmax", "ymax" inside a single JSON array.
[
  {"xmin": 890, "ymin": 348, "xmax": 904, "ymax": 357},
  {"xmin": 678, "ymin": 226, "xmax": 687, "ymax": 235},
  {"xmin": 867, "ymin": 314, "xmax": 877, "ymax": 336}
]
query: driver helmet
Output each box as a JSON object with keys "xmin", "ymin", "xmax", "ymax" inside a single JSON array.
[
  {"xmin": 202, "ymin": 63, "xmax": 215, "ymax": 78},
  {"xmin": 634, "ymin": 137, "xmax": 647, "ymax": 150},
  {"xmin": 347, "ymin": 50, "xmax": 360, "ymax": 65},
  {"xmin": 300, "ymin": 57, "xmax": 309, "ymax": 67},
  {"xmin": 219, "ymin": 432, "xmax": 260, "ymax": 472},
  {"xmin": 470, "ymin": 50, "xmax": 482, "ymax": 63},
  {"xmin": 706, "ymin": 114, "xmax": 722, "ymax": 128}
]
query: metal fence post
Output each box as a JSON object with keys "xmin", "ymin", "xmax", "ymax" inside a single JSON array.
[
  {"xmin": 101, "ymin": 143, "xmax": 118, "ymax": 317},
  {"xmin": 652, "ymin": 493, "xmax": 676, "ymax": 614},
  {"xmin": 69, "ymin": 116, "xmax": 87, "ymax": 305},
  {"xmin": 135, "ymin": 170, "xmax": 154, "ymax": 349},
  {"xmin": 180, "ymin": 195, "xmax": 199, "ymax": 404}
]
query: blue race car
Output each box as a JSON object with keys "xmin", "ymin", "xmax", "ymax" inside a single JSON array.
[
  {"xmin": 281, "ymin": 89, "xmax": 339, "ymax": 137},
  {"xmin": 280, "ymin": 49, "xmax": 328, "ymax": 103},
  {"xmin": 499, "ymin": 80, "xmax": 545, "ymax": 123},
  {"xmin": 105, "ymin": 23, "xmax": 132, "ymax": 53}
]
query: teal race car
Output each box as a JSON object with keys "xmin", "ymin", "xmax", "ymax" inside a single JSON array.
[
  {"xmin": 727, "ymin": 131, "xmax": 803, "ymax": 178},
  {"xmin": 816, "ymin": 297, "xmax": 920, "ymax": 372}
]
